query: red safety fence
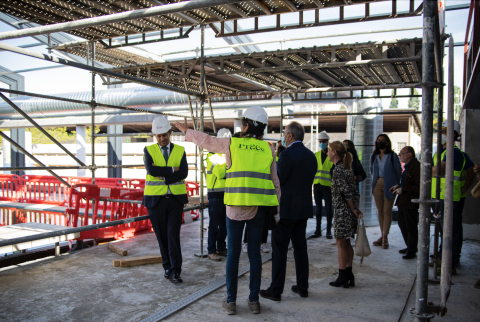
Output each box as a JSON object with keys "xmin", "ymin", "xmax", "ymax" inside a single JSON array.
[
  {"xmin": 128, "ymin": 179, "xmax": 145, "ymax": 189},
  {"xmin": 0, "ymin": 206, "xmax": 68, "ymax": 227},
  {"xmin": 69, "ymin": 177, "xmax": 129, "ymax": 188},
  {"xmin": 0, "ymin": 174, "xmax": 22, "ymax": 202},
  {"xmin": 186, "ymin": 181, "xmax": 200, "ymax": 196},
  {"xmin": 20, "ymin": 175, "xmax": 70, "ymax": 206}
]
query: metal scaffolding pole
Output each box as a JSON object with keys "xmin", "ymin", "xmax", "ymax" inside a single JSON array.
[
  {"xmin": 195, "ymin": 24, "xmax": 207, "ymax": 258},
  {"xmin": 0, "ymin": 0, "xmax": 242, "ymax": 41},
  {"xmin": 0, "ymin": 42, "xmax": 198, "ymax": 96},
  {"xmin": 280, "ymin": 94, "xmax": 284, "ymax": 137},
  {"xmin": 184, "ymin": 79, "xmax": 197, "ymax": 131},
  {"xmin": 91, "ymin": 41, "xmax": 96, "ymax": 184},
  {"xmin": 204, "ymin": 78, "xmax": 217, "ymax": 133},
  {"xmin": 0, "ymin": 93, "xmax": 86, "ymax": 167},
  {"xmin": 0, "ymin": 131, "xmax": 71, "ymax": 188},
  {"xmin": 440, "ymin": 35, "xmax": 455, "ymax": 317},
  {"xmin": 414, "ymin": 0, "xmax": 436, "ymax": 320}
]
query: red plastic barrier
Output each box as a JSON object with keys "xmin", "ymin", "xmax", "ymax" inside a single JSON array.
[
  {"xmin": 0, "ymin": 174, "xmax": 21, "ymax": 202},
  {"xmin": 128, "ymin": 179, "xmax": 145, "ymax": 189},
  {"xmin": 65, "ymin": 184, "xmax": 151, "ymax": 240},
  {"xmin": 20, "ymin": 175, "xmax": 69, "ymax": 206},
  {"xmin": 185, "ymin": 181, "xmax": 199, "ymax": 197},
  {"xmin": 69, "ymin": 177, "xmax": 128, "ymax": 188},
  {"xmin": 0, "ymin": 206, "xmax": 67, "ymax": 227}
]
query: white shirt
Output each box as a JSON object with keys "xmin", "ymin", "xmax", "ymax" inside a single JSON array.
[
  {"xmin": 158, "ymin": 143, "xmax": 174, "ymax": 173},
  {"xmin": 288, "ymin": 141, "xmax": 303, "ymax": 148}
]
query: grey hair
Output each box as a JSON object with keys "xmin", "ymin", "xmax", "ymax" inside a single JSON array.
[{"xmin": 286, "ymin": 121, "xmax": 305, "ymax": 141}]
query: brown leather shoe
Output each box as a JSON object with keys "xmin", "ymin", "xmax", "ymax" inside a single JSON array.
[
  {"xmin": 216, "ymin": 250, "xmax": 227, "ymax": 257},
  {"xmin": 208, "ymin": 253, "xmax": 222, "ymax": 261},
  {"xmin": 373, "ymin": 237, "xmax": 383, "ymax": 246}
]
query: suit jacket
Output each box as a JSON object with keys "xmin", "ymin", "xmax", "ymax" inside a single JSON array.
[
  {"xmin": 395, "ymin": 158, "xmax": 421, "ymax": 210},
  {"xmin": 277, "ymin": 142, "xmax": 317, "ymax": 220},
  {"xmin": 370, "ymin": 152, "xmax": 402, "ymax": 201},
  {"xmin": 142, "ymin": 142, "xmax": 189, "ymax": 208}
]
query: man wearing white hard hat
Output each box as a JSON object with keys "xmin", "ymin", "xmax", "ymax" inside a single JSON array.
[
  {"xmin": 143, "ymin": 116, "xmax": 188, "ymax": 284},
  {"xmin": 312, "ymin": 131, "xmax": 334, "ymax": 239},
  {"xmin": 175, "ymin": 106, "xmax": 280, "ymax": 315},
  {"xmin": 205, "ymin": 128, "xmax": 231, "ymax": 262},
  {"xmin": 431, "ymin": 119, "xmax": 475, "ymax": 271}
]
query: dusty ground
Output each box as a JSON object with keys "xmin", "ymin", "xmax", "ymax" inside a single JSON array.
[{"xmin": 0, "ymin": 215, "xmax": 478, "ymax": 322}]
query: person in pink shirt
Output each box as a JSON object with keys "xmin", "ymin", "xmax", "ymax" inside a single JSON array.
[{"xmin": 175, "ymin": 106, "xmax": 280, "ymax": 316}]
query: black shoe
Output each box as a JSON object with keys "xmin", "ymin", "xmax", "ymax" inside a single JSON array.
[
  {"xmin": 346, "ymin": 266, "xmax": 355, "ymax": 287},
  {"xmin": 169, "ymin": 272, "xmax": 183, "ymax": 283},
  {"xmin": 329, "ymin": 269, "xmax": 350, "ymax": 288},
  {"xmin": 164, "ymin": 270, "xmax": 170, "ymax": 279},
  {"xmin": 291, "ymin": 285, "xmax": 308, "ymax": 298},
  {"xmin": 310, "ymin": 230, "xmax": 322, "ymax": 238},
  {"xmin": 403, "ymin": 252, "xmax": 416, "ymax": 259},
  {"xmin": 326, "ymin": 233, "xmax": 333, "ymax": 239},
  {"xmin": 399, "ymin": 248, "xmax": 408, "ymax": 254},
  {"xmin": 259, "ymin": 288, "xmax": 281, "ymax": 302}
]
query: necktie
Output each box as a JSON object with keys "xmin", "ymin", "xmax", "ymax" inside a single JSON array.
[{"xmin": 161, "ymin": 146, "xmax": 169, "ymax": 163}]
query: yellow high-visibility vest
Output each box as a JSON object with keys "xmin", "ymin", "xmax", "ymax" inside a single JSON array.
[
  {"xmin": 431, "ymin": 145, "xmax": 465, "ymax": 202},
  {"xmin": 205, "ymin": 152, "xmax": 227, "ymax": 193},
  {"xmin": 313, "ymin": 150, "xmax": 334, "ymax": 187},
  {"xmin": 144, "ymin": 143, "xmax": 187, "ymax": 196},
  {"xmin": 224, "ymin": 137, "xmax": 279, "ymax": 206}
]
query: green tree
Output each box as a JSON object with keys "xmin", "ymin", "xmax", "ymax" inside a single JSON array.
[
  {"xmin": 408, "ymin": 89, "xmax": 420, "ymax": 110},
  {"xmin": 389, "ymin": 98, "xmax": 399, "ymax": 109},
  {"xmin": 27, "ymin": 127, "xmax": 76, "ymax": 144}
]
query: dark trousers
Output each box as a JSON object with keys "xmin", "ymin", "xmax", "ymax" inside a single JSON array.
[
  {"xmin": 226, "ymin": 207, "xmax": 265, "ymax": 302},
  {"xmin": 397, "ymin": 207, "xmax": 419, "ymax": 253},
  {"xmin": 207, "ymin": 196, "xmax": 227, "ymax": 254},
  {"xmin": 313, "ymin": 184, "xmax": 333, "ymax": 233},
  {"xmin": 435, "ymin": 199, "xmax": 462, "ymax": 267},
  {"xmin": 244, "ymin": 220, "xmax": 268, "ymax": 244},
  {"xmin": 270, "ymin": 218, "xmax": 309, "ymax": 294},
  {"xmin": 147, "ymin": 196, "xmax": 183, "ymax": 275}
]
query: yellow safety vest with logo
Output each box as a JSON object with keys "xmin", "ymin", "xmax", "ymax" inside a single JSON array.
[
  {"xmin": 460, "ymin": 150, "xmax": 469, "ymax": 199},
  {"xmin": 431, "ymin": 145, "xmax": 465, "ymax": 202},
  {"xmin": 144, "ymin": 143, "xmax": 187, "ymax": 196},
  {"xmin": 224, "ymin": 137, "xmax": 279, "ymax": 206},
  {"xmin": 206, "ymin": 152, "xmax": 227, "ymax": 193},
  {"xmin": 313, "ymin": 150, "xmax": 334, "ymax": 186}
]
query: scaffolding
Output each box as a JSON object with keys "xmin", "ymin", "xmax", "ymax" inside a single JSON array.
[{"xmin": 0, "ymin": 0, "xmax": 460, "ymax": 320}]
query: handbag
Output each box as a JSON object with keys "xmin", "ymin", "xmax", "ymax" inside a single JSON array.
[{"xmin": 355, "ymin": 216, "xmax": 371, "ymax": 266}]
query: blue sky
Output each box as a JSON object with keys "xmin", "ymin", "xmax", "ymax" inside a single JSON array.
[{"xmin": 0, "ymin": 0, "xmax": 472, "ymax": 110}]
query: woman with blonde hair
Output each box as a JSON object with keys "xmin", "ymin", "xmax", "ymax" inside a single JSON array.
[{"xmin": 327, "ymin": 141, "xmax": 362, "ymax": 288}]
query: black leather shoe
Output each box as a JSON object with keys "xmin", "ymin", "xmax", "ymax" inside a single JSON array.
[
  {"xmin": 399, "ymin": 248, "xmax": 408, "ymax": 254},
  {"xmin": 326, "ymin": 234, "xmax": 333, "ymax": 239},
  {"xmin": 403, "ymin": 252, "xmax": 416, "ymax": 259},
  {"xmin": 169, "ymin": 272, "xmax": 183, "ymax": 283},
  {"xmin": 164, "ymin": 270, "xmax": 170, "ymax": 279},
  {"xmin": 259, "ymin": 288, "xmax": 281, "ymax": 302},
  {"xmin": 291, "ymin": 285, "xmax": 308, "ymax": 298},
  {"xmin": 310, "ymin": 230, "xmax": 322, "ymax": 238}
]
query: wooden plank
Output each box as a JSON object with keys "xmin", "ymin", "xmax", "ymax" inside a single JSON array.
[
  {"xmin": 107, "ymin": 243, "xmax": 127, "ymax": 256},
  {"xmin": 112, "ymin": 255, "xmax": 162, "ymax": 268}
]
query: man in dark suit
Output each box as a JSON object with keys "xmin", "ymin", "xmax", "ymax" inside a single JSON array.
[
  {"xmin": 143, "ymin": 116, "xmax": 188, "ymax": 283},
  {"xmin": 260, "ymin": 121, "xmax": 317, "ymax": 300}
]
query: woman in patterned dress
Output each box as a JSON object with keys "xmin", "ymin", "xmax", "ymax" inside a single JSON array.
[{"xmin": 327, "ymin": 141, "xmax": 362, "ymax": 288}]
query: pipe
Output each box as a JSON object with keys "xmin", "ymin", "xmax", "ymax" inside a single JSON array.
[
  {"xmin": 0, "ymin": 42, "xmax": 198, "ymax": 96},
  {"xmin": 440, "ymin": 35, "xmax": 455, "ymax": 316},
  {"xmin": 0, "ymin": 0, "xmax": 242, "ymax": 41},
  {"xmin": 415, "ymin": 0, "xmax": 436, "ymax": 320},
  {"xmin": 0, "ymin": 93, "xmax": 86, "ymax": 167},
  {"xmin": 91, "ymin": 41, "xmax": 96, "ymax": 185},
  {"xmin": 0, "ymin": 131, "xmax": 71, "ymax": 187},
  {"xmin": 198, "ymin": 24, "xmax": 206, "ymax": 257},
  {"xmin": 0, "ymin": 164, "xmax": 145, "ymax": 171}
]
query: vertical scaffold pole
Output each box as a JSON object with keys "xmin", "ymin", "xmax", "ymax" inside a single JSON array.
[
  {"xmin": 440, "ymin": 35, "xmax": 455, "ymax": 315},
  {"xmin": 415, "ymin": 0, "xmax": 436, "ymax": 320},
  {"xmin": 280, "ymin": 94, "xmax": 284, "ymax": 137},
  {"xmin": 195, "ymin": 24, "xmax": 207, "ymax": 257},
  {"xmin": 91, "ymin": 41, "xmax": 96, "ymax": 184}
]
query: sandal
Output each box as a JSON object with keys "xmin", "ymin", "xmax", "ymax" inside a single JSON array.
[
  {"xmin": 382, "ymin": 237, "xmax": 389, "ymax": 249},
  {"xmin": 373, "ymin": 237, "xmax": 383, "ymax": 246}
]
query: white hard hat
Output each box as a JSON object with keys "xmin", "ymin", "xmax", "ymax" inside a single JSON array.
[
  {"xmin": 152, "ymin": 116, "xmax": 171, "ymax": 135},
  {"xmin": 242, "ymin": 106, "xmax": 268, "ymax": 125},
  {"xmin": 441, "ymin": 120, "xmax": 461, "ymax": 135},
  {"xmin": 217, "ymin": 128, "xmax": 232, "ymax": 138},
  {"xmin": 318, "ymin": 131, "xmax": 330, "ymax": 140}
]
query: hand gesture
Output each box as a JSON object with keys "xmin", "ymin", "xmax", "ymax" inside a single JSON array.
[
  {"xmin": 352, "ymin": 208, "xmax": 363, "ymax": 219},
  {"xmin": 389, "ymin": 185, "xmax": 399, "ymax": 193},
  {"xmin": 394, "ymin": 187, "xmax": 402, "ymax": 195},
  {"xmin": 174, "ymin": 117, "xmax": 188, "ymax": 133},
  {"xmin": 173, "ymin": 167, "xmax": 180, "ymax": 172}
]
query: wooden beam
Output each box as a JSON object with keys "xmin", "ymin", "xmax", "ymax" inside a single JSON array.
[
  {"xmin": 113, "ymin": 255, "xmax": 162, "ymax": 267},
  {"xmin": 282, "ymin": 0, "xmax": 298, "ymax": 12},
  {"xmin": 107, "ymin": 243, "xmax": 127, "ymax": 256},
  {"xmin": 253, "ymin": 0, "xmax": 273, "ymax": 15}
]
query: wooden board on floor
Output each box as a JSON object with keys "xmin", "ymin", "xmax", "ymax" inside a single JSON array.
[
  {"xmin": 107, "ymin": 243, "xmax": 127, "ymax": 256},
  {"xmin": 113, "ymin": 255, "xmax": 162, "ymax": 267}
]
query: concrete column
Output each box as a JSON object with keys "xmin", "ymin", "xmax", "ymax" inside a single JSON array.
[
  {"xmin": 76, "ymin": 126, "xmax": 86, "ymax": 177},
  {"xmin": 460, "ymin": 108, "xmax": 480, "ymax": 239},
  {"xmin": 10, "ymin": 128, "xmax": 25, "ymax": 176},
  {"xmin": 234, "ymin": 110, "xmax": 243, "ymax": 134},
  {"xmin": 2, "ymin": 130, "xmax": 11, "ymax": 174},
  {"xmin": 107, "ymin": 124, "xmax": 123, "ymax": 178}
]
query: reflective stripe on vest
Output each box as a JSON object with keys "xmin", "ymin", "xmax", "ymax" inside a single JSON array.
[
  {"xmin": 224, "ymin": 137, "xmax": 279, "ymax": 207},
  {"xmin": 313, "ymin": 151, "xmax": 334, "ymax": 186},
  {"xmin": 431, "ymin": 145, "xmax": 465, "ymax": 202},
  {"xmin": 205, "ymin": 152, "xmax": 226, "ymax": 193},
  {"xmin": 144, "ymin": 143, "xmax": 187, "ymax": 196}
]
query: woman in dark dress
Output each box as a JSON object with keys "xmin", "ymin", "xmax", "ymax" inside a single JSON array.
[{"xmin": 327, "ymin": 141, "xmax": 362, "ymax": 288}]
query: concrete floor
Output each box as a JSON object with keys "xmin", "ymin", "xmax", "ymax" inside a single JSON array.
[{"xmin": 0, "ymin": 216, "xmax": 478, "ymax": 322}]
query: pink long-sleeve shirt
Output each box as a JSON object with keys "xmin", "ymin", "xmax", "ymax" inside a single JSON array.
[{"xmin": 185, "ymin": 129, "xmax": 281, "ymax": 221}]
